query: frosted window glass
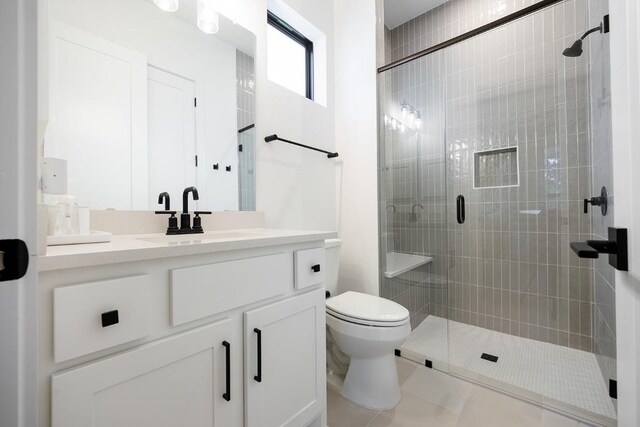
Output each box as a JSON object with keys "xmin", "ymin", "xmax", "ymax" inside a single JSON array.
[{"xmin": 267, "ymin": 25, "xmax": 306, "ymax": 97}]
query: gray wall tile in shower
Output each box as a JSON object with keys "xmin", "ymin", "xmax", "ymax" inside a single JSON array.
[{"xmin": 379, "ymin": 0, "xmax": 604, "ymax": 355}]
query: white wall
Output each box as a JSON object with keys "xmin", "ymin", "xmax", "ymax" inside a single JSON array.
[
  {"xmin": 50, "ymin": 0, "xmax": 239, "ymax": 211},
  {"xmin": 211, "ymin": 0, "xmax": 337, "ymax": 231},
  {"xmin": 610, "ymin": 0, "xmax": 640, "ymax": 425},
  {"xmin": 333, "ymin": 0, "xmax": 380, "ymax": 296}
]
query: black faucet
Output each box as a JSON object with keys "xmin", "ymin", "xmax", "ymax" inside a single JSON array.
[
  {"xmin": 155, "ymin": 192, "xmax": 178, "ymax": 234},
  {"xmin": 154, "ymin": 188, "xmax": 211, "ymax": 235},
  {"xmin": 179, "ymin": 187, "xmax": 212, "ymax": 234},
  {"xmin": 181, "ymin": 186, "xmax": 199, "ymax": 231},
  {"xmin": 158, "ymin": 192, "xmax": 171, "ymax": 210}
]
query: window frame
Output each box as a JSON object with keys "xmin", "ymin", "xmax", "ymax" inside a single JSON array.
[{"xmin": 267, "ymin": 11, "xmax": 314, "ymax": 100}]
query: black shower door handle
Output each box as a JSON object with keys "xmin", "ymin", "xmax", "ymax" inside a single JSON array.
[{"xmin": 456, "ymin": 195, "xmax": 465, "ymax": 224}]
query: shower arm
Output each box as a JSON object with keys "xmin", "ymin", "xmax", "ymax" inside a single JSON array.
[{"xmin": 579, "ymin": 23, "xmax": 602, "ymax": 41}]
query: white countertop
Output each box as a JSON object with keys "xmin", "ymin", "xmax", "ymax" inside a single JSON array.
[{"xmin": 39, "ymin": 228, "xmax": 337, "ymax": 272}]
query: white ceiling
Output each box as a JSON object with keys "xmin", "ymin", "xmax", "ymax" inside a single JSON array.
[{"xmin": 384, "ymin": 0, "xmax": 449, "ymax": 30}]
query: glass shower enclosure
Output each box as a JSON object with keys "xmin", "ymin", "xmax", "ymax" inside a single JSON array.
[{"xmin": 378, "ymin": 0, "xmax": 616, "ymax": 425}]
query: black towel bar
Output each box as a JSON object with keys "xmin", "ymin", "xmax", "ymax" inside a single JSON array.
[{"xmin": 265, "ymin": 134, "xmax": 339, "ymax": 159}]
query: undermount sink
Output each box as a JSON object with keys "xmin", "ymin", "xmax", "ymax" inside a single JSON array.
[{"xmin": 136, "ymin": 229, "xmax": 262, "ymax": 245}]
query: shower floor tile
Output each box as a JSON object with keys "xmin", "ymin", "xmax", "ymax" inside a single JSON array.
[{"xmin": 400, "ymin": 316, "xmax": 617, "ymax": 426}]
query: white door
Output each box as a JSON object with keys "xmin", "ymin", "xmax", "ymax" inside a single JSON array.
[
  {"xmin": 0, "ymin": 1, "xmax": 38, "ymax": 426},
  {"xmin": 51, "ymin": 320, "xmax": 239, "ymax": 427},
  {"xmin": 244, "ymin": 289, "xmax": 326, "ymax": 427},
  {"xmin": 47, "ymin": 23, "xmax": 148, "ymax": 209},
  {"xmin": 148, "ymin": 67, "xmax": 197, "ymax": 209}
]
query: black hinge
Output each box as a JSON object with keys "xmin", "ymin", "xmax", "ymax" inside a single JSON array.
[
  {"xmin": 239, "ymin": 144, "xmax": 243, "ymax": 152},
  {"xmin": 195, "ymin": 155, "xmax": 198, "ymax": 167},
  {"xmin": 194, "ymin": 98, "xmax": 197, "ymax": 107},
  {"xmin": 610, "ymin": 379, "xmax": 617, "ymax": 399},
  {"xmin": 425, "ymin": 359, "xmax": 433, "ymax": 369},
  {"xmin": 394, "ymin": 349, "xmax": 401, "ymax": 357}
]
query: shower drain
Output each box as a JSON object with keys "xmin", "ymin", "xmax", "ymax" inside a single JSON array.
[{"xmin": 480, "ymin": 353, "xmax": 499, "ymax": 363}]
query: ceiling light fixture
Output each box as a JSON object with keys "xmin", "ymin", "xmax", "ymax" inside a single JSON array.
[
  {"xmin": 198, "ymin": 0, "xmax": 220, "ymax": 34},
  {"xmin": 153, "ymin": 0, "xmax": 179, "ymax": 12}
]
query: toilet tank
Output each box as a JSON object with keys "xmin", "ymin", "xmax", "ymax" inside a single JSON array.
[{"xmin": 324, "ymin": 239, "xmax": 342, "ymax": 298}]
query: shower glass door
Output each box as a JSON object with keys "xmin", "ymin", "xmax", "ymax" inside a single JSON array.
[
  {"xmin": 378, "ymin": 51, "xmax": 450, "ymax": 370},
  {"xmin": 441, "ymin": 1, "xmax": 616, "ymax": 424},
  {"xmin": 379, "ymin": 0, "xmax": 616, "ymax": 425}
]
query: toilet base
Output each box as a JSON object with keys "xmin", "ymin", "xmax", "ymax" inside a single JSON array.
[{"xmin": 340, "ymin": 353, "xmax": 401, "ymax": 410}]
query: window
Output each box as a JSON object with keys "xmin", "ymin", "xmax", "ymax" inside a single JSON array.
[{"xmin": 267, "ymin": 11, "xmax": 313, "ymax": 100}]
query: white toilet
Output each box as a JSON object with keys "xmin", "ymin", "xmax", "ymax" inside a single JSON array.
[{"xmin": 324, "ymin": 239, "xmax": 411, "ymax": 410}]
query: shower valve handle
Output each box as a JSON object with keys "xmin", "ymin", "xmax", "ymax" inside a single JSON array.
[{"xmin": 583, "ymin": 186, "xmax": 608, "ymax": 215}]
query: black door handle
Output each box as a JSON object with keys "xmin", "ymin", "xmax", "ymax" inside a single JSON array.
[
  {"xmin": 253, "ymin": 328, "xmax": 262, "ymax": 383},
  {"xmin": 222, "ymin": 341, "xmax": 231, "ymax": 401},
  {"xmin": 311, "ymin": 264, "xmax": 321, "ymax": 273},
  {"xmin": 456, "ymin": 195, "xmax": 465, "ymax": 224},
  {"xmin": 0, "ymin": 239, "xmax": 29, "ymax": 282},
  {"xmin": 101, "ymin": 310, "xmax": 119, "ymax": 327}
]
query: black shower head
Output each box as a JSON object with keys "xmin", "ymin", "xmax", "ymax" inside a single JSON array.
[
  {"xmin": 562, "ymin": 39, "xmax": 583, "ymax": 57},
  {"xmin": 562, "ymin": 22, "xmax": 603, "ymax": 57}
]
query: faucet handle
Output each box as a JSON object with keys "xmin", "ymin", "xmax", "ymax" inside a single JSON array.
[
  {"xmin": 155, "ymin": 211, "xmax": 179, "ymax": 234},
  {"xmin": 192, "ymin": 211, "xmax": 211, "ymax": 234}
]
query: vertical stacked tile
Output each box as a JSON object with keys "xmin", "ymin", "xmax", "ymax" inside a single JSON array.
[
  {"xmin": 379, "ymin": 0, "xmax": 599, "ymax": 353},
  {"xmin": 236, "ymin": 50, "xmax": 256, "ymax": 211}
]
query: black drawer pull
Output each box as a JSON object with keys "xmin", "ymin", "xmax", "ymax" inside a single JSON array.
[
  {"xmin": 311, "ymin": 264, "xmax": 321, "ymax": 273},
  {"xmin": 253, "ymin": 328, "xmax": 262, "ymax": 383},
  {"xmin": 456, "ymin": 195, "xmax": 465, "ymax": 224},
  {"xmin": 222, "ymin": 341, "xmax": 231, "ymax": 401},
  {"xmin": 101, "ymin": 310, "xmax": 119, "ymax": 328}
]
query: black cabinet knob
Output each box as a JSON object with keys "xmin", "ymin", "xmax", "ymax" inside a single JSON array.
[
  {"xmin": 101, "ymin": 310, "xmax": 119, "ymax": 327},
  {"xmin": 311, "ymin": 264, "xmax": 321, "ymax": 273}
]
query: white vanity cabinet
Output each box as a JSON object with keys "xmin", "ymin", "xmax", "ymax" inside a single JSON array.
[
  {"xmin": 244, "ymin": 289, "xmax": 326, "ymax": 427},
  {"xmin": 39, "ymin": 237, "xmax": 329, "ymax": 427}
]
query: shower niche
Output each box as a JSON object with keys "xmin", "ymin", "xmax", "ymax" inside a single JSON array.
[{"xmin": 473, "ymin": 147, "xmax": 519, "ymax": 189}]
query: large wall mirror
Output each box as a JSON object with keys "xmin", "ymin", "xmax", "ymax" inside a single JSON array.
[{"xmin": 44, "ymin": 0, "xmax": 256, "ymax": 212}]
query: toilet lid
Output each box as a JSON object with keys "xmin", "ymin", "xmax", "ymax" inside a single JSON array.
[{"xmin": 326, "ymin": 291, "xmax": 409, "ymax": 325}]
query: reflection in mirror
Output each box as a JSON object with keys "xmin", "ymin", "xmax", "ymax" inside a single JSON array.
[{"xmin": 44, "ymin": 0, "xmax": 256, "ymax": 212}]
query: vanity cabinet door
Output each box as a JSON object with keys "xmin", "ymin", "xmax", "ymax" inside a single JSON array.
[
  {"xmin": 244, "ymin": 289, "xmax": 326, "ymax": 427},
  {"xmin": 52, "ymin": 319, "xmax": 240, "ymax": 427}
]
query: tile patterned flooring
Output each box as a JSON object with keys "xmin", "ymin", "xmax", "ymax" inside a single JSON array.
[
  {"xmin": 400, "ymin": 316, "xmax": 616, "ymax": 425},
  {"xmin": 328, "ymin": 358, "xmax": 599, "ymax": 427}
]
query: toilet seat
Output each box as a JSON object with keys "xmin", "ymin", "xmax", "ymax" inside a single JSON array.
[{"xmin": 326, "ymin": 291, "xmax": 409, "ymax": 327}]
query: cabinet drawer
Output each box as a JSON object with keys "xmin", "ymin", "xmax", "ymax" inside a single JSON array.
[
  {"xmin": 171, "ymin": 252, "xmax": 292, "ymax": 326},
  {"xmin": 294, "ymin": 248, "xmax": 325, "ymax": 290},
  {"xmin": 54, "ymin": 275, "xmax": 150, "ymax": 363}
]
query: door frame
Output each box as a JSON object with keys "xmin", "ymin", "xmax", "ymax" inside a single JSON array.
[
  {"xmin": 0, "ymin": 0, "xmax": 38, "ymax": 426},
  {"xmin": 610, "ymin": 1, "xmax": 640, "ymax": 426}
]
